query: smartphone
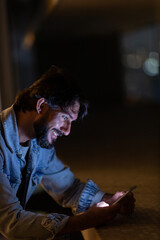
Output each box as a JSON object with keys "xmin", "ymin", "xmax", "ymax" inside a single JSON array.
[{"xmin": 112, "ymin": 185, "xmax": 137, "ymax": 205}]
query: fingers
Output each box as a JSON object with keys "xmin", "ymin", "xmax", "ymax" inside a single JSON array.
[{"xmin": 119, "ymin": 192, "xmax": 136, "ymax": 216}]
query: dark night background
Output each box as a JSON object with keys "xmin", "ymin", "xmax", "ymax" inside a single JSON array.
[{"xmin": 0, "ymin": 0, "xmax": 160, "ymax": 239}]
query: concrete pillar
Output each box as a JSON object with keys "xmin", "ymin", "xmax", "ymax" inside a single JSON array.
[
  {"xmin": 156, "ymin": 0, "xmax": 160, "ymax": 84},
  {"xmin": 0, "ymin": 0, "xmax": 14, "ymax": 111}
]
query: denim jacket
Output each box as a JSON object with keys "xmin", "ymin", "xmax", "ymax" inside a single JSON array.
[{"xmin": 0, "ymin": 106, "xmax": 105, "ymax": 240}]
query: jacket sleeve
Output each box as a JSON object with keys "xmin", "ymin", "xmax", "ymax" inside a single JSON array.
[
  {"xmin": 0, "ymin": 155, "xmax": 69, "ymax": 240},
  {"xmin": 41, "ymin": 153, "xmax": 105, "ymax": 214}
]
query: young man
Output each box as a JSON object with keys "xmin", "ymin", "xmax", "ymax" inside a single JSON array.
[{"xmin": 0, "ymin": 66, "xmax": 135, "ymax": 239}]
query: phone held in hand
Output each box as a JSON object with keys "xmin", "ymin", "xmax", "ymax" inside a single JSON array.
[{"xmin": 112, "ymin": 185, "xmax": 137, "ymax": 205}]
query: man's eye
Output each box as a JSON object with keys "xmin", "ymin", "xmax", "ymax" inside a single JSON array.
[{"xmin": 63, "ymin": 115, "xmax": 68, "ymax": 121}]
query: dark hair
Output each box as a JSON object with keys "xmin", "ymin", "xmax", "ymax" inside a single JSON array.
[{"xmin": 13, "ymin": 65, "xmax": 88, "ymax": 120}]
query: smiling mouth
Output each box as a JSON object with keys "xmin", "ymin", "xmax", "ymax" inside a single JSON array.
[
  {"xmin": 51, "ymin": 129, "xmax": 63, "ymax": 138},
  {"xmin": 51, "ymin": 129, "xmax": 58, "ymax": 137}
]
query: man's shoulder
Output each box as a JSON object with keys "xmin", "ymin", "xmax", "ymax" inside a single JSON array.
[
  {"xmin": 0, "ymin": 106, "xmax": 19, "ymax": 153},
  {"xmin": 0, "ymin": 106, "xmax": 15, "ymax": 125}
]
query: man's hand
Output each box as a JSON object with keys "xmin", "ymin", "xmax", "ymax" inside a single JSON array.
[
  {"xmin": 58, "ymin": 202, "xmax": 121, "ymax": 235},
  {"xmin": 58, "ymin": 191, "xmax": 135, "ymax": 235},
  {"xmin": 101, "ymin": 191, "xmax": 136, "ymax": 216},
  {"xmin": 117, "ymin": 192, "xmax": 136, "ymax": 215},
  {"xmin": 86, "ymin": 202, "xmax": 120, "ymax": 226}
]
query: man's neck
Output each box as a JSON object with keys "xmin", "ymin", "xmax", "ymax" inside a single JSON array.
[{"xmin": 16, "ymin": 110, "xmax": 36, "ymax": 144}]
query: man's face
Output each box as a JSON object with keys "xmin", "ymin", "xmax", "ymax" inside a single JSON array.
[{"xmin": 33, "ymin": 101, "xmax": 80, "ymax": 149}]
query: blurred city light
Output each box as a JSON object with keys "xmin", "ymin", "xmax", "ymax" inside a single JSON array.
[{"xmin": 143, "ymin": 51, "xmax": 159, "ymax": 77}]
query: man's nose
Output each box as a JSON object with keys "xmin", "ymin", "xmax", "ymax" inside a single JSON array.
[{"xmin": 60, "ymin": 122, "xmax": 71, "ymax": 136}]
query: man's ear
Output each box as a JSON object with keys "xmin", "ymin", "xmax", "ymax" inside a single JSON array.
[{"xmin": 36, "ymin": 98, "xmax": 47, "ymax": 114}]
